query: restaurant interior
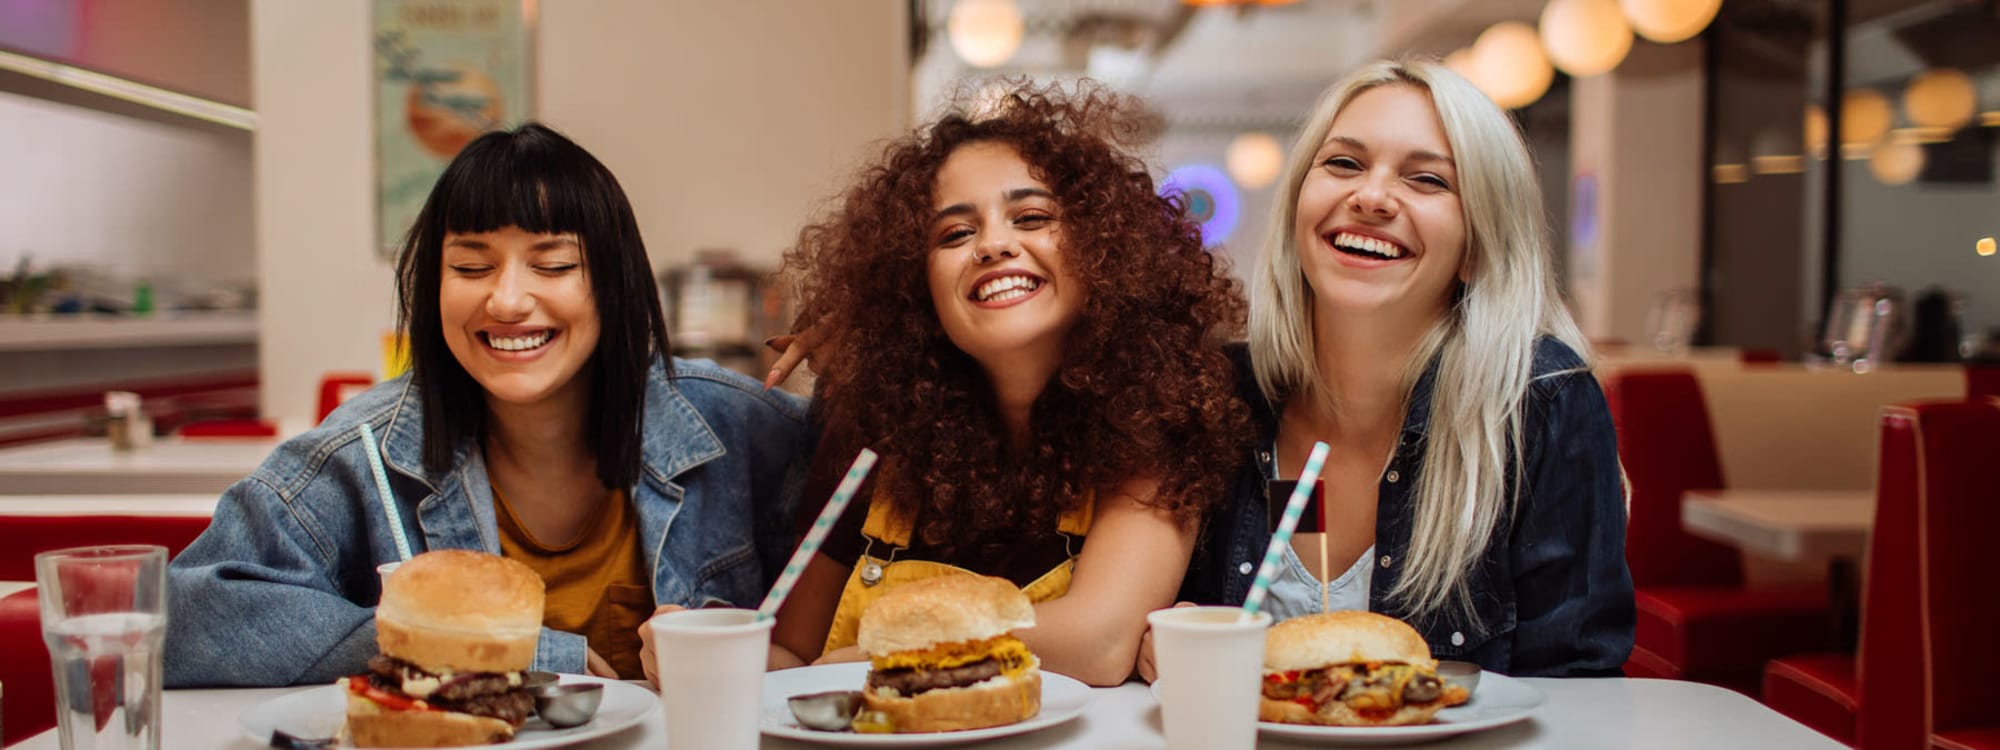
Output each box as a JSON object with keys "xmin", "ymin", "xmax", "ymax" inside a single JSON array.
[{"xmin": 1, "ymin": 0, "xmax": 1997, "ymax": 747}]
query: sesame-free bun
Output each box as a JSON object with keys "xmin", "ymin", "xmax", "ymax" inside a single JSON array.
[
  {"xmin": 1257, "ymin": 694, "xmax": 1446, "ymax": 727},
  {"xmin": 861, "ymin": 666, "xmax": 1042, "ymax": 733},
  {"xmin": 375, "ymin": 550, "xmax": 544, "ymax": 673},
  {"xmin": 857, "ymin": 574, "xmax": 1034, "ymax": 656},
  {"xmin": 346, "ymin": 692, "xmax": 515, "ymax": 747},
  {"xmin": 1263, "ymin": 611, "xmax": 1435, "ymax": 673}
]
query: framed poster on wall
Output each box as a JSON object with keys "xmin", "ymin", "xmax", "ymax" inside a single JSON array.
[{"xmin": 373, "ymin": 0, "xmax": 534, "ymax": 257}]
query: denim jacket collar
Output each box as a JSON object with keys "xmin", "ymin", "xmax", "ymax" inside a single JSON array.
[{"xmin": 373, "ymin": 362, "xmax": 728, "ymax": 494}]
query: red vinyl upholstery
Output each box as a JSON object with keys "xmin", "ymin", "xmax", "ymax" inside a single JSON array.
[
  {"xmin": 1605, "ymin": 368, "xmax": 1831, "ymax": 689},
  {"xmin": 1913, "ymin": 402, "xmax": 2000, "ymax": 748},
  {"xmin": 1763, "ymin": 653, "xmax": 1859, "ymax": 744},
  {"xmin": 0, "ymin": 515, "xmax": 210, "ymax": 582},
  {"xmin": 0, "ymin": 586, "xmax": 51, "ymax": 746},
  {"xmin": 0, "ymin": 515, "xmax": 211, "ymax": 745},
  {"xmin": 1968, "ymin": 366, "xmax": 2000, "ymax": 401}
]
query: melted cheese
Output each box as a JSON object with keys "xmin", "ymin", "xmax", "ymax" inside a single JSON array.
[{"xmin": 869, "ymin": 635, "xmax": 1033, "ymax": 672}]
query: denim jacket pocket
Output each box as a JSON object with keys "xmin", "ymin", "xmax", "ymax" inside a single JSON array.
[{"xmin": 689, "ymin": 543, "xmax": 760, "ymax": 608}]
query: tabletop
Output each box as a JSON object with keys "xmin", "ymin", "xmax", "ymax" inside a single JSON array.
[
  {"xmin": 16, "ymin": 676, "xmax": 1838, "ymax": 749},
  {"xmin": 0, "ymin": 437, "xmax": 275, "ymax": 494},
  {"xmin": 1681, "ymin": 489, "xmax": 1873, "ymax": 562}
]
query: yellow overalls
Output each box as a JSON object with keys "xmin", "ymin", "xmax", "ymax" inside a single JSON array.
[{"xmin": 821, "ymin": 492, "xmax": 1094, "ymax": 654}]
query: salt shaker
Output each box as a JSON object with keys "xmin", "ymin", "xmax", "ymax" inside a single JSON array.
[{"xmin": 104, "ymin": 391, "xmax": 152, "ymax": 451}]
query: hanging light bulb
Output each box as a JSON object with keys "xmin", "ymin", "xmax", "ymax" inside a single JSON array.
[
  {"xmin": 1903, "ymin": 67, "xmax": 1976, "ymax": 132},
  {"xmin": 1618, "ymin": 0, "xmax": 1722, "ymax": 43},
  {"xmin": 1868, "ymin": 141, "xmax": 1925, "ymax": 185},
  {"xmin": 1225, "ymin": 132, "xmax": 1285, "ymax": 190},
  {"xmin": 1840, "ymin": 89, "xmax": 1893, "ymax": 158},
  {"xmin": 1472, "ymin": 21, "xmax": 1554, "ymax": 109},
  {"xmin": 947, "ymin": 0, "xmax": 1024, "ymax": 69},
  {"xmin": 1540, "ymin": 0, "xmax": 1633, "ymax": 77}
]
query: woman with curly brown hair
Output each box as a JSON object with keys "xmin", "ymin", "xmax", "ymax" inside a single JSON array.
[{"xmin": 764, "ymin": 81, "xmax": 1251, "ymax": 685}]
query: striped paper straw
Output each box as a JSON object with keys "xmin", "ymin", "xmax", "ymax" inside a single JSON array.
[
  {"xmin": 1242, "ymin": 441, "xmax": 1330, "ymax": 618},
  {"xmin": 756, "ymin": 448, "xmax": 879, "ymax": 621}
]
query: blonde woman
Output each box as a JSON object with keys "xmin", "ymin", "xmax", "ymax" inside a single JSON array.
[{"xmin": 1160, "ymin": 59, "xmax": 1633, "ymax": 678}]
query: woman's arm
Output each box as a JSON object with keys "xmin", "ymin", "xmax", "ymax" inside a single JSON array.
[
  {"xmin": 770, "ymin": 551, "xmax": 852, "ymax": 667},
  {"xmin": 1021, "ymin": 477, "xmax": 1194, "ymax": 686},
  {"xmin": 164, "ymin": 475, "xmax": 390, "ymax": 686},
  {"xmin": 1508, "ymin": 371, "xmax": 1636, "ymax": 676}
]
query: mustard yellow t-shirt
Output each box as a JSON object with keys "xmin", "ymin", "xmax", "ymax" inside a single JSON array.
[{"xmin": 493, "ymin": 486, "xmax": 653, "ymax": 680}]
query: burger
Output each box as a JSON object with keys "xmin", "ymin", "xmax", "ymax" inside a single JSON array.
[
  {"xmin": 1258, "ymin": 611, "xmax": 1470, "ymax": 727},
  {"xmin": 344, "ymin": 549, "xmax": 545, "ymax": 747},
  {"xmin": 855, "ymin": 574, "xmax": 1041, "ymax": 733}
]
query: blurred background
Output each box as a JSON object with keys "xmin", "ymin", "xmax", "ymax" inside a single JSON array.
[{"xmin": 0, "ymin": 0, "xmax": 1995, "ymax": 426}]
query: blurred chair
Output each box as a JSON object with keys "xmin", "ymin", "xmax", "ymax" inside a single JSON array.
[
  {"xmin": 1968, "ymin": 365, "xmax": 2000, "ymax": 400},
  {"xmin": 1, "ymin": 586, "xmax": 50, "ymax": 746},
  {"xmin": 1605, "ymin": 368, "xmax": 1829, "ymax": 695},
  {"xmin": 317, "ymin": 373, "xmax": 375, "ymax": 424},
  {"xmin": 1762, "ymin": 405, "xmax": 1930, "ymax": 748},
  {"xmin": 1914, "ymin": 401, "xmax": 2000, "ymax": 749},
  {"xmin": 0, "ymin": 515, "xmax": 210, "ymax": 582}
]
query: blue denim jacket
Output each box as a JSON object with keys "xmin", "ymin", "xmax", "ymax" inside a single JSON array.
[
  {"xmin": 164, "ymin": 357, "xmax": 811, "ymax": 687},
  {"xmin": 1182, "ymin": 339, "xmax": 1635, "ymax": 677}
]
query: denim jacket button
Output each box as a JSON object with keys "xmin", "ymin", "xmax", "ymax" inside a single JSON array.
[
  {"xmin": 1379, "ymin": 555, "xmax": 1392, "ymax": 568},
  {"xmin": 1385, "ymin": 469, "xmax": 1401, "ymax": 483},
  {"xmin": 1451, "ymin": 631, "xmax": 1465, "ymax": 646},
  {"xmin": 1239, "ymin": 561, "xmax": 1254, "ymax": 575}
]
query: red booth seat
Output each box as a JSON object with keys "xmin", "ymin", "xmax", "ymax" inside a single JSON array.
[
  {"xmin": 1916, "ymin": 402, "xmax": 2000, "ymax": 748},
  {"xmin": 0, "ymin": 514, "xmax": 211, "ymax": 745},
  {"xmin": 1764, "ymin": 653, "xmax": 1859, "ymax": 745}
]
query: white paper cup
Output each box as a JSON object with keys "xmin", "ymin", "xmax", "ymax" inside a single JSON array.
[
  {"xmin": 375, "ymin": 561, "xmax": 401, "ymax": 593},
  {"xmin": 649, "ymin": 608, "xmax": 773, "ymax": 750},
  {"xmin": 1147, "ymin": 606, "xmax": 1271, "ymax": 750}
]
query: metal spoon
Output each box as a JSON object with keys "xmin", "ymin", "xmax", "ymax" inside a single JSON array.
[{"xmin": 787, "ymin": 690, "xmax": 864, "ymax": 731}]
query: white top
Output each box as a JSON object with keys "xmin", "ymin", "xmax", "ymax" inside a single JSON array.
[{"xmin": 11, "ymin": 677, "xmax": 1843, "ymax": 749}]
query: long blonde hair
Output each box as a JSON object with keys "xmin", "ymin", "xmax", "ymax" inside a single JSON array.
[{"xmin": 1247, "ymin": 59, "xmax": 1590, "ymax": 624}]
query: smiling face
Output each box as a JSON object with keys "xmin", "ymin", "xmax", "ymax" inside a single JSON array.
[
  {"xmin": 438, "ymin": 225, "xmax": 602, "ymax": 408},
  {"xmin": 925, "ymin": 141, "xmax": 1087, "ymax": 368},
  {"xmin": 1293, "ymin": 84, "xmax": 1467, "ymax": 323}
]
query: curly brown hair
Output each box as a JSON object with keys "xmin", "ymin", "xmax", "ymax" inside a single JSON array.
[{"xmin": 785, "ymin": 80, "xmax": 1250, "ymax": 561}]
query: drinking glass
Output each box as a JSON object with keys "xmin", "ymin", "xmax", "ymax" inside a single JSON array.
[{"xmin": 36, "ymin": 545, "xmax": 168, "ymax": 750}]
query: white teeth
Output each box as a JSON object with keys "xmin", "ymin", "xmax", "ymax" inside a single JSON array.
[
  {"xmin": 1332, "ymin": 232, "xmax": 1405, "ymax": 259},
  {"xmin": 488, "ymin": 331, "xmax": 552, "ymax": 351},
  {"xmin": 975, "ymin": 275, "xmax": 1042, "ymax": 302}
]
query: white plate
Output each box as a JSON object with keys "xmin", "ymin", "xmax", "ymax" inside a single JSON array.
[
  {"xmin": 1153, "ymin": 671, "xmax": 1544, "ymax": 747},
  {"xmin": 760, "ymin": 661, "xmax": 1091, "ymax": 746},
  {"xmin": 238, "ymin": 674, "xmax": 657, "ymax": 749}
]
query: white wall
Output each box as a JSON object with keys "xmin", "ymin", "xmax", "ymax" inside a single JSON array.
[
  {"xmin": 1838, "ymin": 143, "xmax": 2000, "ymax": 336},
  {"xmin": 539, "ymin": 1, "xmax": 911, "ymax": 270},
  {"xmin": 251, "ymin": 0, "xmax": 911, "ymax": 421},
  {"xmin": 0, "ymin": 89, "xmax": 254, "ymax": 290},
  {"xmin": 1567, "ymin": 40, "xmax": 1706, "ymax": 344}
]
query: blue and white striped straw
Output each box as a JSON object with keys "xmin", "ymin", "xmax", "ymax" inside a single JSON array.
[
  {"xmin": 756, "ymin": 448, "xmax": 879, "ymax": 621},
  {"xmin": 1242, "ymin": 441, "xmax": 1330, "ymax": 618},
  {"xmin": 358, "ymin": 423, "xmax": 413, "ymax": 561}
]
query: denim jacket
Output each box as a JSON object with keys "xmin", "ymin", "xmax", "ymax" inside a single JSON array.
[
  {"xmin": 1182, "ymin": 339, "xmax": 1635, "ymax": 677},
  {"xmin": 164, "ymin": 357, "xmax": 812, "ymax": 687}
]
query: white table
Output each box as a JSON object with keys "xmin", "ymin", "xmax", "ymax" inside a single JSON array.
[
  {"xmin": 0, "ymin": 437, "xmax": 276, "ymax": 494},
  {"xmin": 1682, "ymin": 488, "xmax": 1874, "ymax": 651},
  {"xmin": 1680, "ymin": 489, "xmax": 1874, "ymax": 562},
  {"xmin": 0, "ymin": 493, "xmax": 220, "ymax": 516},
  {"xmin": 16, "ymin": 677, "xmax": 1838, "ymax": 749}
]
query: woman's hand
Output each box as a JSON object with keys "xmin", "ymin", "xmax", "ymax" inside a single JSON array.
[
  {"xmin": 762, "ymin": 327, "xmax": 827, "ymax": 390},
  {"xmin": 637, "ymin": 604, "xmax": 686, "ymax": 687},
  {"xmin": 812, "ymin": 645, "xmax": 867, "ymax": 665},
  {"xmin": 586, "ymin": 648, "xmax": 617, "ymax": 678},
  {"xmin": 1135, "ymin": 601, "xmax": 1197, "ymax": 683}
]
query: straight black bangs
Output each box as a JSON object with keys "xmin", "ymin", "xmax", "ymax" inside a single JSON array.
[{"xmin": 425, "ymin": 123, "xmax": 619, "ymax": 241}]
